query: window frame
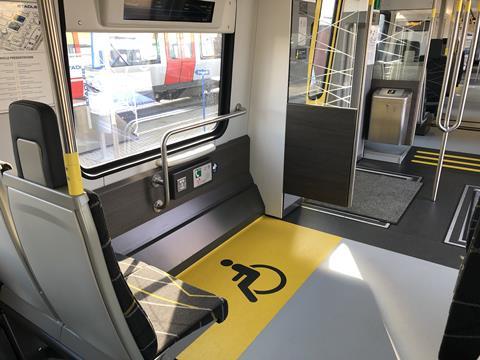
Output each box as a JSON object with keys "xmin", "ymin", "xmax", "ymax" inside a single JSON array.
[{"xmin": 64, "ymin": 32, "xmax": 234, "ymax": 180}]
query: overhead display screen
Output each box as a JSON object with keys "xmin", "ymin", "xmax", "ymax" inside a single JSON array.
[{"xmin": 124, "ymin": 0, "xmax": 215, "ymax": 23}]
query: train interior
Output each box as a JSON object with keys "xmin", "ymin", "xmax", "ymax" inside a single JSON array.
[{"xmin": 0, "ymin": 0, "xmax": 480, "ymax": 359}]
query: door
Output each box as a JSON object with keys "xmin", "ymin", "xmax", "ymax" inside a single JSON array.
[
  {"xmin": 284, "ymin": 0, "xmax": 372, "ymax": 206},
  {"xmin": 165, "ymin": 33, "xmax": 196, "ymax": 85},
  {"xmin": 179, "ymin": 33, "xmax": 196, "ymax": 83},
  {"xmin": 165, "ymin": 33, "xmax": 182, "ymax": 85}
]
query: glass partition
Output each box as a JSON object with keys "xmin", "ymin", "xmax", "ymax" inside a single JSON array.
[
  {"xmin": 373, "ymin": 11, "xmax": 431, "ymax": 81},
  {"xmin": 289, "ymin": 0, "xmax": 362, "ymax": 109}
]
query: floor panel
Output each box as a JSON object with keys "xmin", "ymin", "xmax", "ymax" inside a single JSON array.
[
  {"xmin": 175, "ymin": 217, "xmax": 457, "ymax": 359},
  {"xmin": 177, "ymin": 216, "xmax": 341, "ymax": 359},
  {"xmin": 335, "ymin": 240, "xmax": 457, "ymax": 360},
  {"xmin": 287, "ymin": 146, "xmax": 480, "ymax": 269}
]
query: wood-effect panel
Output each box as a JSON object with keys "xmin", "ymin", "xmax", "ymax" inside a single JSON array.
[{"xmin": 284, "ymin": 104, "xmax": 358, "ymax": 207}]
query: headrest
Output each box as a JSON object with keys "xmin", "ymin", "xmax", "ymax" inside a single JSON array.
[{"xmin": 9, "ymin": 101, "xmax": 67, "ymax": 189}]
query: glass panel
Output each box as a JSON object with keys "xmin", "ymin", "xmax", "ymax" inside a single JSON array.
[
  {"xmin": 289, "ymin": 0, "xmax": 361, "ymax": 108},
  {"xmin": 67, "ymin": 32, "xmax": 223, "ymax": 169},
  {"xmin": 181, "ymin": 33, "xmax": 193, "ymax": 59},
  {"xmin": 200, "ymin": 33, "xmax": 222, "ymax": 58},
  {"xmin": 167, "ymin": 33, "xmax": 181, "ymax": 59},
  {"xmin": 373, "ymin": 11, "xmax": 431, "ymax": 81}
]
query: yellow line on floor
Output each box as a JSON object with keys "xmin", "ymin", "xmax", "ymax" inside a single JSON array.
[
  {"xmin": 411, "ymin": 159, "xmax": 480, "ymax": 173},
  {"xmin": 177, "ymin": 216, "xmax": 341, "ymax": 359},
  {"xmin": 414, "ymin": 155, "xmax": 480, "ymax": 168},
  {"xmin": 416, "ymin": 150, "xmax": 480, "ymax": 163}
]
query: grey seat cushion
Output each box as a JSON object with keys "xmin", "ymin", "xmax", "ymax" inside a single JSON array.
[{"xmin": 119, "ymin": 258, "xmax": 228, "ymax": 354}]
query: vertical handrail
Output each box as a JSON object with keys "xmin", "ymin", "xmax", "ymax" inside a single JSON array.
[
  {"xmin": 434, "ymin": 0, "xmax": 463, "ymax": 132},
  {"xmin": 432, "ymin": 0, "xmax": 478, "ymax": 201},
  {"xmin": 441, "ymin": 0, "xmax": 471, "ymax": 130},
  {"xmin": 453, "ymin": 9, "xmax": 480, "ymax": 129},
  {"xmin": 38, "ymin": 0, "xmax": 84, "ymax": 196}
]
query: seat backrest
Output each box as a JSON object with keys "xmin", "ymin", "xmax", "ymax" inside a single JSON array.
[
  {"xmin": 5, "ymin": 101, "xmax": 146, "ymax": 359},
  {"xmin": 0, "ymin": 161, "xmax": 57, "ymax": 320},
  {"xmin": 9, "ymin": 101, "xmax": 66, "ymax": 189}
]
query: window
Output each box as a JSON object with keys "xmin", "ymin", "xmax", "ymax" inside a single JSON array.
[
  {"xmin": 66, "ymin": 32, "xmax": 224, "ymax": 172},
  {"xmin": 167, "ymin": 33, "xmax": 181, "ymax": 59},
  {"xmin": 373, "ymin": 13, "xmax": 431, "ymax": 81},
  {"xmin": 181, "ymin": 34, "xmax": 194, "ymax": 59}
]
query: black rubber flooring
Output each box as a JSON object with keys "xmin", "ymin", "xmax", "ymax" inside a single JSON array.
[
  {"xmin": 285, "ymin": 146, "xmax": 480, "ymax": 269},
  {"xmin": 312, "ymin": 170, "xmax": 423, "ymax": 224}
]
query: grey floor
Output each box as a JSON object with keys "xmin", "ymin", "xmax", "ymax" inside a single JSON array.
[
  {"xmin": 414, "ymin": 128, "xmax": 480, "ymax": 156},
  {"xmin": 241, "ymin": 239, "xmax": 458, "ymax": 360}
]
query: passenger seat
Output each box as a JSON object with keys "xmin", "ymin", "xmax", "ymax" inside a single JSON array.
[
  {"xmin": 0, "ymin": 100, "xmax": 227, "ymax": 359},
  {"xmin": 88, "ymin": 190, "xmax": 228, "ymax": 358}
]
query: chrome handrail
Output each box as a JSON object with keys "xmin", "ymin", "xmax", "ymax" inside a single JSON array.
[
  {"xmin": 432, "ymin": 0, "xmax": 479, "ymax": 201},
  {"xmin": 153, "ymin": 104, "xmax": 247, "ymax": 212},
  {"xmin": 441, "ymin": 0, "xmax": 470, "ymax": 131},
  {"xmin": 434, "ymin": 0, "xmax": 464, "ymax": 132},
  {"xmin": 452, "ymin": 11, "xmax": 480, "ymax": 130}
]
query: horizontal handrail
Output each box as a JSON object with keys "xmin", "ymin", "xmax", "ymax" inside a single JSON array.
[{"xmin": 153, "ymin": 104, "xmax": 247, "ymax": 212}]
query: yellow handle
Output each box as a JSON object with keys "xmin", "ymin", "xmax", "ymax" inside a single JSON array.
[
  {"xmin": 63, "ymin": 152, "xmax": 84, "ymax": 196},
  {"xmin": 465, "ymin": 0, "xmax": 471, "ymax": 13}
]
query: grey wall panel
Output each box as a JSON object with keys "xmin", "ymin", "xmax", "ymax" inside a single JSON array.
[
  {"xmin": 284, "ymin": 104, "xmax": 358, "ymax": 207},
  {"xmin": 133, "ymin": 186, "xmax": 264, "ymax": 275},
  {"xmin": 112, "ymin": 173, "xmax": 254, "ymax": 256},
  {"xmin": 98, "ymin": 136, "xmax": 251, "ymax": 239}
]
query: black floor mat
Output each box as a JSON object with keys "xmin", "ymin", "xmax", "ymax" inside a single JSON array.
[{"xmin": 311, "ymin": 170, "xmax": 423, "ymax": 224}]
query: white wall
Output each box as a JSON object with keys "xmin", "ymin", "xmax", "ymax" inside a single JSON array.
[
  {"xmin": 217, "ymin": 0, "xmax": 258, "ymax": 145},
  {"xmin": 248, "ymin": 0, "xmax": 292, "ymax": 218}
]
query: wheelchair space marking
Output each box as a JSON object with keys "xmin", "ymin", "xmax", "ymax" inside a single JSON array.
[{"xmin": 177, "ymin": 216, "xmax": 341, "ymax": 360}]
